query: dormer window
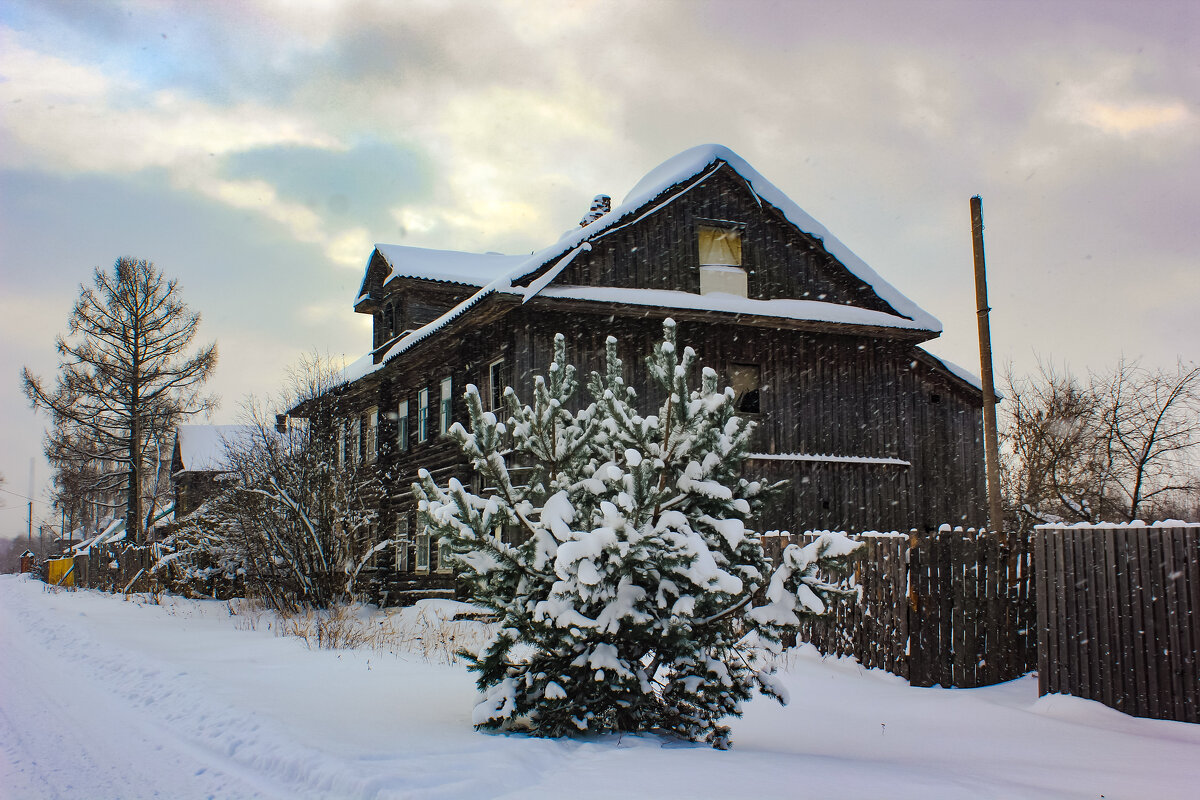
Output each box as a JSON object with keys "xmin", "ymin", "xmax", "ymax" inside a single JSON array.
[{"xmin": 698, "ymin": 225, "xmax": 747, "ymax": 297}]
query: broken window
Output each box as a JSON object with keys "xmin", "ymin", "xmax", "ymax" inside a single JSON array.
[{"xmin": 730, "ymin": 363, "xmax": 761, "ymax": 414}]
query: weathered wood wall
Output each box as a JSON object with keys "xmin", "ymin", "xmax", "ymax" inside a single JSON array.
[
  {"xmin": 1035, "ymin": 523, "xmax": 1199, "ymax": 723},
  {"xmin": 348, "ymin": 302, "xmax": 986, "ymax": 600}
]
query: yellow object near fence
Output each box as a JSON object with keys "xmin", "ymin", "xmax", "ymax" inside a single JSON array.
[{"xmin": 47, "ymin": 558, "xmax": 75, "ymax": 587}]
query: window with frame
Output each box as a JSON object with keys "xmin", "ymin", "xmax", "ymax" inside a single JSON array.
[
  {"xmin": 365, "ymin": 407, "xmax": 378, "ymax": 462},
  {"xmin": 698, "ymin": 225, "xmax": 747, "ymax": 297},
  {"xmin": 397, "ymin": 399, "xmax": 409, "ymax": 451},
  {"xmin": 350, "ymin": 417, "xmax": 362, "ymax": 464},
  {"xmin": 730, "ymin": 363, "xmax": 761, "ymax": 414},
  {"xmin": 418, "ymin": 388, "xmax": 430, "ymax": 443},
  {"xmin": 417, "ymin": 532, "xmax": 432, "ymax": 568},
  {"xmin": 440, "ymin": 377, "xmax": 453, "ymax": 435},
  {"xmin": 437, "ymin": 536, "xmax": 452, "ymax": 573},
  {"xmin": 366, "ymin": 522, "xmax": 378, "ymax": 567},
  {"xmin": 487, "ymin": 359, "xmax": 506, "ymax": 412},
  {"xmin": 394, "ymin": 515, "xmax": 410, "ymax": 571},
  {"xmin": 337, "ymin": 425, "xmax": 346, "ymax": 467}
]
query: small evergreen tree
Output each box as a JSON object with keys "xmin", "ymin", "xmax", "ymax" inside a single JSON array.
[{"xmin": 415, "ymin": 321, "xmax": 860, "ymax": 748}]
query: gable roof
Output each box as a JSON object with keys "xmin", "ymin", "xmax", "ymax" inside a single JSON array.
[
  {"xmin": 356, "ymin": 245, "xmax": 527, "ymax": 306},
  {"xmin": 343, "ymin": 145, "xmax": 947, "ymax": 387}
]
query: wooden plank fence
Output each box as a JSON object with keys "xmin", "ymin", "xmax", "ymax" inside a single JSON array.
[
  {"xmin": 1035, "ymin": 522, "xmax": 1199, "ymax": 724},
  {"xmin": 763, "ymin": 527, "xmax": 1037, "ymax": 688}
]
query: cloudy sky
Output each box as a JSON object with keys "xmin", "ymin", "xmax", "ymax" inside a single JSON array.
[{"xmin": 1, "ymin": 0, "xmax": 1196, "ymax": 532}]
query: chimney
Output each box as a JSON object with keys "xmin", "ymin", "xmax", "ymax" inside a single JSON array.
[{"xmin": 579, "ymin": 194, "xmax": 611, "ymax": 227}]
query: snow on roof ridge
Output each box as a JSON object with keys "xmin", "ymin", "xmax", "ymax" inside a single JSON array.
[{"xmin": 747, "ymin": 452, "xmax": 911, "ymax": 466}]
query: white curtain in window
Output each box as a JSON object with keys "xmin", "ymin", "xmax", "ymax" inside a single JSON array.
[{"xmin": 698, "ymin": 226, "xmax": 742, "ymax": 266}]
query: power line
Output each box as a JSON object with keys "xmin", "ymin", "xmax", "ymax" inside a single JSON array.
[{"xmin": 0, "ymin": 487, "xmax": 55, "ymax": 507}]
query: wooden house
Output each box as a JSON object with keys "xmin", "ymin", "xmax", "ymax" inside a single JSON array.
[
  {"xmin": 298, "ymin": 145, "xmax": 986, "ymax": 604},
  {"xmin": 171, "ymin": 425, "xmax": 252, "ymax": 518}
]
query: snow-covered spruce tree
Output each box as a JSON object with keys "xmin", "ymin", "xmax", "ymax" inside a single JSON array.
[{"xmin": 415, "ymin": 322, "xmax": 860, "ymax": 748}]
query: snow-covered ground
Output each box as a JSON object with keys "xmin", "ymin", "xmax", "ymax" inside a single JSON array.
[{"xmin": 1, "ymin": 575, "xmax": 1196, "ymax": 800}]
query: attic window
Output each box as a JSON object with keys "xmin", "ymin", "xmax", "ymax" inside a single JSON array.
[{"xmin": 698, "ymin": 225, "xmax": 747, "ymax": 297}]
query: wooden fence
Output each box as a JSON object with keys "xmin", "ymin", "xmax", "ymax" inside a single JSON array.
[
  {"xmin": 1034, "ymin": 522, "xmax": 1199, "ymax": 723},
  {"xmin": 65, "ymin": 541, "xmax": 242, "ymax": 599},
  {"xmin": 763, "ymin": 527, "xmax": 1036, "ymax": 688}
]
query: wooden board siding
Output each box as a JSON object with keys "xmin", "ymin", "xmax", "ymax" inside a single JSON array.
[
  {"xmin": 544, "ymin": 165, "xmax": 897, "ymax": 316},
  {"xmin": 507, "ymin": 308, "xmax": 984, "ymax": 533}
]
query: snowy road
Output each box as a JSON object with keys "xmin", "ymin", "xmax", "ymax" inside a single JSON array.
[{"xmin": 2, "ymin": 574, "xmax": 1198, "ymax": 799}]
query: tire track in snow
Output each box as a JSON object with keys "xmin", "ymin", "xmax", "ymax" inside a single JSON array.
[
  {"xmin": 0, "ymin": 577, "xmax": 564, "ymax": 799},
  {"xmin": 0, "ymin": 578, "xmax": 371, "ymax": 798}
]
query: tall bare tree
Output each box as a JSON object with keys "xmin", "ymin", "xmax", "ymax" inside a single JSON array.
[
  {"xmin": 1001, "ymin": 360, "xmax": 1200, "ymax": 528},
  {"xmin": 1098, "ymin": 360, "xmax": 1200, "ymax": 520},
  {"xmin": 23, "ymin": 258, "xmax": 217, "ymax": 544}
]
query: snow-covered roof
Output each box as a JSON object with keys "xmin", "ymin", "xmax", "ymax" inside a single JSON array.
[
  {"xmin": 341, "ymin": 144, "xmax": 946, "ymax": 388},
  {"xmin": 914, "ymin": 347, "xmax": 997, "ymax": 398},
  {"xmin": 174, "ymin": 425, "xmax": 254, "ymax": 473},
  {"xmin": 374, "ymin": 244, "xmax": 527, "ymax": 289},
  {"xmin": 523, "ymin": 144, "xmax": 942, "ymax": 332}
]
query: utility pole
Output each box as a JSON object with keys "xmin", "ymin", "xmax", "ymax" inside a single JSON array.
[
  {"xmin": 971, "ymin": 196, "xmax": 1004, "ymax": 533},
  {"xmin": 27, "ymin": 457, "xmax": 34, "ymax": 546}
]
